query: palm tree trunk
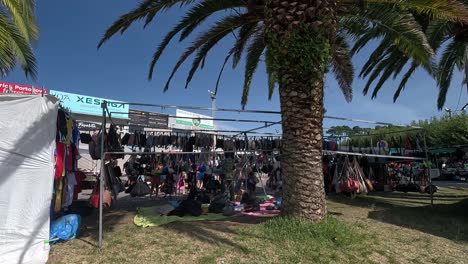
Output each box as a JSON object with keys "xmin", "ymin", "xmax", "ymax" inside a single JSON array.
[
  {"xmin": 265, "ymin": 0, "xmax": 337, "ymax": 220},
  {"xmin": 279, "ymin": 73, "xmax": 326, "ymax": 220}
]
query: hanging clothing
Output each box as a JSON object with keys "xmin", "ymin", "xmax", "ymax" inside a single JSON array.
[
  {"xmin": 56, "ymin": 110, "xmax": 67, "ymax": 141},
  {"xmin": 54, "ymin": 178, "xmax": 64, "ymax": 213},
  {"xmin": 65, "ymin": 117, "xmax": 73, "ymax": 146},
  {"xmin": 62, "ymin": 172, "xmax": 77, "ymax": 209},
  {"xmin": 55, "ymin": 142, "xmax": 66, "ymax": 179},
  {"xmin": 66, "ymin": 146, "xmax": 74, "ymax": 172},
  {"xmin": 73, "ymin": 171, "xmax": 87, "ymax": 201},
  {"xmin": 72, "ymin": 123, "xmax": 80, "ymax": 148}
]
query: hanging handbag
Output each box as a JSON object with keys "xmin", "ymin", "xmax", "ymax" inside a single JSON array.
[
  {"xmin": 130, "ymin": 176, "xmax": 150, "ymax": 197},
  {"xmin": 80, "ymin": 133, "xmax": 93, "ymax": 144},
  {"xmin": 90, "ymin": 180, "xmax": 112, "ymax": 208},
  {"xmin": 103, "ymin": 189, "xmax": 112, "ymax": 208},
  {"xmin": 107, "ymin": 124, "xmax": 124, "ymax": 159},
  {"xmin": 88, "ymin": 138, "xmax": 99, "ymax": 160},
  {"xmin": 341, "ymin": 178, "xmax": 359, "ymax": 193}
]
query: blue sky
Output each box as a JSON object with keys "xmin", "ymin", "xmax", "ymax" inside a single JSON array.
[{"xmin": 4, "ymin": 1, "xmax": 467, "ymax": 132}]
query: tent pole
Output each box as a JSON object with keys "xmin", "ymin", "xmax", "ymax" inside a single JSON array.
[{"xmin": 98, "ymin": 101, "xmax": 107, "ymax": 248}]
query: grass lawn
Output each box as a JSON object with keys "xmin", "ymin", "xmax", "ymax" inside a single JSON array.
[{"xmin": 48, "ymin": 186, "xmax": 468, "ymax": 264}]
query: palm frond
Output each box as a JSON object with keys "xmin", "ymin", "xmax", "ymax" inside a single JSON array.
[
  {"xmin": 241, "ymin": 32, "xmax": 265, "ymax": 108},
  {"xmin": 266, "ymin": 55, "xmax": 277, "ymax": 100},
  {"xmin": 426, "ymin": 20, "xmax": 453, "ymax": 51},
  {"xmin": 185, "ymin": 31, "xmax": 231, "ymax": 88},
  {"xmin": 148, "ymin": 0, "xmax": 248, "ymax": 80},
  {"xmin": 98, "ymin": 0, "xmax": 195, "ymax": 48},
  {"xmin": 164, "ymin": 13, "xmax": 257, "ymax": 91},
  {"xmin": 233, "ymin": 23, "xmax": 259, "ymax": 68},
  {"xmin": 436, "ymin": 39, "xmax": 466, "ymax": 109},
  {"xmin": 370, "ymin": 53, "xmax": 408, "ymax": 98},
  {"xmin": 331, "ymin": 34, "xmax": 354, "ymax": 102},
  {"xmin": 393, "ymin": 62, "xmax": 418, "ymax": 101},
  {"xmin": 362, "ymin": 47, "xmax": 400, "ymax": 95},
  {"xmin": 0, "ymin": 8, "xmax": 37, "ymax": 78},
  {"xmin": 358, "ymin": 37, "xmax": 392, "ymax": 77},
  {"xmin": 1, "ymin": 0, "xmax": 38, "ymax": 43},
  {"xmin": 178, "ymin": 0, "xmax": 245, "ymax": 42},
  {"xmin": 340, "ymin": 0, "xmax": 468, "ymax": 23},
  {"xmin": 214, "ymin": 51, "xmax": 234, "ymax": 95},
  {"xmin": 360, "ymin": 8, "xmax": 433, "ymax": 64}
]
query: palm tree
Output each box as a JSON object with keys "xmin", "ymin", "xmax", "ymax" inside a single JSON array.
[
  {"xmin": 0, "ymin": 0, "xmax": 38, "ymax": 79},
  {"xmin": 99, "ymin": 0, "xmax": 468, "ymax": 220}
]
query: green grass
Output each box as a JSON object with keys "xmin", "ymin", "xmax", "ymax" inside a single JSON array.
[
  {"xmin": 49, "ymin": 187, "xmax": 468, "ymax": 264},
  {"xmin": 236, "ymin": 216, "xmax": 371, "ymax": 264},
  {"xmin": 247, "ymin": 216, "xmax": 367, "ymax": 247}
]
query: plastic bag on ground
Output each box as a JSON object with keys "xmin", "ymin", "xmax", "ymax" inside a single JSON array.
[{"xmin": 49, "ymin": 214, "xmax": 81, "ymax": 245}]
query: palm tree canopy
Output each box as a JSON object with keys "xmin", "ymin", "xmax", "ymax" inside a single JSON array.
[
  {"xmin": 0, "ymin": 0, "xmax": 38, "ymax": 79},
  {"xmin": 350, "ymin": 1, "xmax": 468, "ymax": 110},
  {"xmin": 98, "ymin": 0, "xmax": 468, "ymax": 108}
]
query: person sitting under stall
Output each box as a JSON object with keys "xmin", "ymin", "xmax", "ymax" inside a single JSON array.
[{"xmin": 247, "ymin": 170, "xmax": 258, "ymax": 195}]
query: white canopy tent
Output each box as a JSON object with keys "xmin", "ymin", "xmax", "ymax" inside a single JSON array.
[{"xmin": 0, "ymin": 95, "xmax": 59, "ymax": 264}]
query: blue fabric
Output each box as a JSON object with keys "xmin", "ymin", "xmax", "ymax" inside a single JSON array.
[
  {"xmin": 197, "ymin": 172, "xmax": 205, "ymax": 181},
  {"xmin": 49, "ymin": 214, "xmax": 81, "ymax": 244},
  {"xmin": 275, "ymin": 197, "xmax": 282, "ymax": 207},
  {"xmin": 72, "ymin": 125, "xmax": 80, "ymax": 147},
  {"xmin": 199, "ymin": 165, "xmax": 207, "ymax": 173},
  {"xmin": 168, "ymin": 200, "xmax": 181, "ymax": 208}
]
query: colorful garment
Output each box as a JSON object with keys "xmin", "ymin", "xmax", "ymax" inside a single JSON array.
[{"xmin": 55, "ymin": 142, "xmax": 66, "ymax": 179}]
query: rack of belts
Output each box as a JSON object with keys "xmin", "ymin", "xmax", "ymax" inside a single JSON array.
[{"xmin": 97, "ymin": 100, "xmax": 430, "ymax": 248}]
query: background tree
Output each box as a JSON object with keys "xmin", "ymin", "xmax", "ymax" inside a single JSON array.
[
  {"xmin": 0, "ymin": 0, "xmax": 38, "ymax": 78},
  {"xmin": 338, "ymin": 114, "xmax": 468, "ymax": 148},
  {"xmin": 99, "ymin": 0, "xmax": 468, "ymax": 221}
]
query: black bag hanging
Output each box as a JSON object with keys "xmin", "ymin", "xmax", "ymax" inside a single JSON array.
[
  {"xmin": 131, "ymin": 176, "xmax": 150, "ymax": 197},
  {"xmin": 80, "ymin": 133, "xmax": 93, "ymax": 144},
  {"xmin": 121, "ymin": 133, "xmax": 130, "ymax": 145}
]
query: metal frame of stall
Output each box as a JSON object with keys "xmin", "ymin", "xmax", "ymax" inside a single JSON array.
[{"xmin": 97, "ymin": 101, "xmax": 430, "ymax": 248}]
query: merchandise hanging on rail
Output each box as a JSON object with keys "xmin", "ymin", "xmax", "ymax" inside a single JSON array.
[{"xmin": 52, "ymin": 107, "xmax": 86, "ymax": 215}]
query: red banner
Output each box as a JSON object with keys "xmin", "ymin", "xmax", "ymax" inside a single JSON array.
[{"xmin": 0, "ymin": 82, "xmax": 48, "ymax": 95}]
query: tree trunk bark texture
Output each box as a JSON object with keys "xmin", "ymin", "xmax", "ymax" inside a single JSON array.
[
  {"xmin": 279, "ymin": 72, "xmax": 327, "ymax": 221},
  {"xmin": 265, "ymin": 0, "xmax": 337, "ymax": 221}
]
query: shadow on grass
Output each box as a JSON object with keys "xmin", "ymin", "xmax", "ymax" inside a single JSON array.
[
  {"xmin": 157, "ymin": 216, "xmax": 273, "ymax": 254},
  {"xmin": 330, "ymin": 193, "xmax": 468, "ymax": 242},
  {"xmin": 160, "ymin": 221, "xmax": 251, "ymax": 253},
  {"xmin": 368, "ymin": 199, "xmax": 468, "ymax": 242},
  {"xmin": 69, "ymin": 200, "xmax": 134, "ymax": 248}
]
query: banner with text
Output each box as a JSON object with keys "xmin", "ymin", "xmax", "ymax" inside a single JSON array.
[
  {"xmin": 0, "ymin": 82, "xmax": 48, "ymax": 95},
  {"xmin": 50, "ymin": 90, "xmax": 129, "ymax": 119},
  {"xmin": 172, "ymin": 109, "xmax": 214, "ymax": 130}
]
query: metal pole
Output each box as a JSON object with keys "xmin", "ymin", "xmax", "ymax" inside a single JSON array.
[
  {"xmin": 98, "ymin": 101, "xmax": 107, "ymax": 248},
  {"xmin": 211, "ymin": 93, "xmax": 217, "ymax": 174},
  {"xmin": 422, "ymin": 131, "xmax": 433, "ymax": 207}
]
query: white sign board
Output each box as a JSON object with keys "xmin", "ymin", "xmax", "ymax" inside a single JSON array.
[{"xmin": 172, "ymin": 109, "xmax": 214, "ymax": 130}]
